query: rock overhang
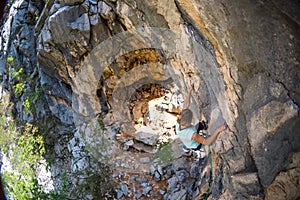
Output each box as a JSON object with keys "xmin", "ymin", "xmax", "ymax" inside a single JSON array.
[{"xmin": 71, "ymin": 27, "xmax": 228, "ymax": 131}]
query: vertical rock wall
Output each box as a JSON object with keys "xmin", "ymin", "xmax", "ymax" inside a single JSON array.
[{"xmin": 0, "ymin": 0, "xmax": 299, "ymax": 199}]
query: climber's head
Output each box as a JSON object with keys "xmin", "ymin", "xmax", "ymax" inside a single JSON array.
[{"xmin": 180, "ymin": 109, "xmax": 193, "ymax": 128}]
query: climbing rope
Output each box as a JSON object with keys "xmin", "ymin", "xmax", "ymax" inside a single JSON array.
[
  {"xmin": 200, "ymin": 131, "xmax": 215, "ymax": 200},
  {"xmin": 201, "ymin": 145, "xmax": 214, "ymax": 200}
]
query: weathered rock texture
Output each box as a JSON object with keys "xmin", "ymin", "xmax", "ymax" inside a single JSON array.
[{"xmin": 0, "ymin": 0, "xmax": 299, "ymax": 199}]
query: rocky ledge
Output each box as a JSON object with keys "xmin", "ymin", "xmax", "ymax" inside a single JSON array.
[{"xmin": 0, "ymin": 0, "xmax": 299, "ymax": 199}]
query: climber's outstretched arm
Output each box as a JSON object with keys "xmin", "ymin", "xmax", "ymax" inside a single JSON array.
[
  {"xmin": 183, "ymin": 82, "xmax": 194, "ymax": 110},
  {"xmin": 192, "ymin": 123, "xmax": 227, "ymax": 145}
]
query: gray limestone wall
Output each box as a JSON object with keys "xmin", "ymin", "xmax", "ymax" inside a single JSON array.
[{"xmin": 0, "ymin": 0, "xmax": 299, "ymax": 199}]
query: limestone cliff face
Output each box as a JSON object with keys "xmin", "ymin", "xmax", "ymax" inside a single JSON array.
[{"xmin": 0, "ymin": 0, "xmax": 299, "ymax": 199}]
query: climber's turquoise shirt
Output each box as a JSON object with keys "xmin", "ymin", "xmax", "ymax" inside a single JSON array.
[{"xmin": 175, "ymin": 123, "xmax": 200, "ymax": 149}]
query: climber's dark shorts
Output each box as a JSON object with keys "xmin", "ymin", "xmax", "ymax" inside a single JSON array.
[{"xmin": 183, "ymin": 120, "xmax": 208, "ymax": 152}]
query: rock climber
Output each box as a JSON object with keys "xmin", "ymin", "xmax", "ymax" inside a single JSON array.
[{"xmin": 175, "ymin": 81, "xmax": 227, "ymax": 157}]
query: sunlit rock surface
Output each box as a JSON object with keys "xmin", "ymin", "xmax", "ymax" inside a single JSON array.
[{"xmin": 0, "ymin": 0, "xmax": 299, "ymax": 199}]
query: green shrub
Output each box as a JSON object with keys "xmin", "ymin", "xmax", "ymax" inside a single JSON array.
[
  {"xmin": 13, "ymin": 82, "xmax": 26, "ymax": 96},
  {"xmin": 1, "ymin": 122, "xmax": 46, "ymax": 199},
  {"xmin": 154, "ymin": 142, "xmax": 175, "ymax": 166},
  {"xmin": 0, "ymin": 110, "xmax": 65, "ymax": 199},
  {"xmin": 12, "ymin": 67, "xmax": 24, "ymax": 80},
  {"xmin": 6, "ymin": 56, "xmax": 14, "ymax": 63}
]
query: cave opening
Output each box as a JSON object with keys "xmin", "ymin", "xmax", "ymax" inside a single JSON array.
[
  {"xmin": 96, "ymin": 47, "xmax": 212, "ymax": 156},
  {"xmin": 75, "ymin": 37, "xmax": 216, "ymax": 190},
  {"xmin": 125, "ymin": 83, "xmax": 183, "ymax": 151}
]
